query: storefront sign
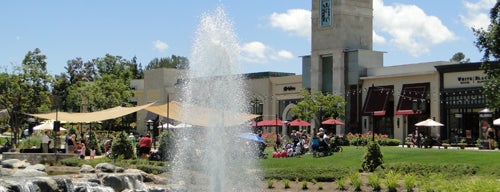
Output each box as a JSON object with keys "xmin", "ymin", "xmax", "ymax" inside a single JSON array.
[{"xmin": 443, "ymin": 70, "xmax": 488, "ymax": 89}]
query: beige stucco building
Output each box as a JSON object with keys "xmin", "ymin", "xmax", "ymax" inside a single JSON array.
[{"xmin": 130, "ymin": 0, "xmax": 497, "ymax": 146}]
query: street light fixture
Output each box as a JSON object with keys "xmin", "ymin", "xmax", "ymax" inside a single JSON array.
[{"xmin": 146, "ymin": 119, "xmax": 155, "ymax": 149}]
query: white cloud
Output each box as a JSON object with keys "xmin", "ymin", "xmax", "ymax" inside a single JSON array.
[
  {"xmin": 461, "ymin": 0, "xmax": 496, "ymax": 30},
  {"xmin": 269, "ymin": 9, "xmax": 311, "ymax": 38},
  {"xmin": 153, "ymin": 40, "xmax": 168, "ymax": 52},
  {"xmin": 373, "ymin": 0, "xmax": 456, "ymax": 57},
  {"xmin": 373, "ymin": 31, "xmax": 386, "ymax": 44},
  {"xmin": 241, "ymin": 41, "xmax": 295, "ymax": 63},
  {"xmin": 15, "ymin": 36, "xmax": 21, "ymax": 40}
]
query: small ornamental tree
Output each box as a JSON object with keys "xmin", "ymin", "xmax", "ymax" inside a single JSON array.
[
  {"xmin": 110, "ymin": 131, "xmax": 134, "ymax": 159},
  {"xmin": 157, "ymin": 129, "xmax": 176, "ymax": 161},
  {"xmin": 86, "ymin": 130, "xmax": 101, "ymax": 155},
  {"xmin": 362, "ymin": 142, "xmax": 384, "ymax": 172}
]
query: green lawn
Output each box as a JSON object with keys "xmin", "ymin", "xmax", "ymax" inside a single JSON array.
[{"xmin": 260, "ymin": 146, "xmax": 500, "ymax": 181}]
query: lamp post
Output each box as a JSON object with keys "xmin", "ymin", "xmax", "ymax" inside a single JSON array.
[
  {"xmin": 146, "ymin": 120, "xmax": 155, "ymax": 149},
  {"xmin": 371, "ymin": 111, "xmax": 375, "ymax": 142},
  {"xmin": 479, "ymin": 108, "xmax": 493, "ymax": 149},
  {"xmin": 318, "ymin": 106, "xmax": 325, "ymax": 133},
  {"xmin": 250, "ymin": 98, "xmax": 261, "ymax": 133}
]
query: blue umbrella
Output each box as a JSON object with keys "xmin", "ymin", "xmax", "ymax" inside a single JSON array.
[{"xmin": 237, "ymin": 133, "xmax": 265, "ymax": 143}]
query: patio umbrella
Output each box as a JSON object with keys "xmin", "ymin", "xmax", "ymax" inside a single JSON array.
[
  {"xmin": 258, "ymin": 118, "xmax": 284, "ymax": 126},
  {"xmin": 494, "ymin": 118, "xmax": 500, "ymax": 126},
  {"xmin": 237, "ymin": 133, "xmax": 265, "ymax": 143},
  {"xmin": 415, "ymin": 119, "xmax": 444, "ymax": 127},
  {"xmin": 288, "ymin": 119, "xmax": 311, "ymax": 126},
  {"xmin": 322, "ymin": 118, "xmax": 345, "ymax": 125}
]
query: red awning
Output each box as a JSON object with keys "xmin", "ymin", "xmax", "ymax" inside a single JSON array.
[
  {"xmin": 362, "ymin": 86, "xmax": 393, "ymax": 116},
  {"xmin": 395, "ymin": 83, "xmax": 429, "ymax": 115}
]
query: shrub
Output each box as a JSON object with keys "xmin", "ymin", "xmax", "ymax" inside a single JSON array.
[
  {"xmin": 348, "ymin": 172, "xmax": 362, "ymax": 191},
  {"xmin": 367, "ymin": 173, "xmax": 381, "ymax": 191},
  {"xmin": 301, "ymin": 180, "xmax": 308, "ymax": 189},
  {"xmin": 110, "ymin": 131, "xmax": 134, "ymax": 159},
  {"xmin": 157, "ymin": 130, "xmax": 175, "ymax": 161},
  {"xmin": 135, "ymin": 164, "xmax": 167, "ymax": 174},
  {"xmin": 362, "ymin": 142, "xmax": 384, "ymax": 172},
  {"xmin": 385, "ymin": 170, "xmax": 399, "ymax": 192},
  {"xmin": 267, "ymin": 179, "xmax": 274, "ymax": 188},
  {"xmin": 283, "ymin": 179, "xmax": 290, "ymax": 189},
  {"xmin": 336, "ymin": 177, "xmax": 346, "ymax": 190},
  {"xmin": 86, "ymin": 130, "xmax": 101, "ymax": 155},
  {"xmin": 404, "ymin": 173, "xmax": 416, "ymax": 192},
  {"xmin": 60, "ymin": 157, "xmax": 85, "ymax": 167}
]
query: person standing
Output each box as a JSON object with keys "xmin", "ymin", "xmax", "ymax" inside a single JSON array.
[
  {"xmin": 139, "ymin": 134, "xmax": 152, "ymax": 158},
  {"xmin": 41, "ymin": 131, "xmax": 51, "ymax": 153},
  {"xmin": 79, "ymin": 143, "xmax": 86, "ymax": 159},
  {"xmin": 487, "ymin": 126, "xmax": 495, "ymax": 150}
]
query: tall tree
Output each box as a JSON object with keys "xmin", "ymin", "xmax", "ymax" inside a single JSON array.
[
  {"xmin": 290, "ymin": 90, "xmax": 346, "ymax": 131},
  {"xmin": 473, "ymin": 2, "xmax": 500, "ymax": 108},
  {"xmin": 146, "ymin": 55, "xmax": 190, "ymax": 70},
  {"xmin": 0, "ymin": 48, "xmax": 52, "ymax": 146},
  {"xmin": 449, "ymin": 52, "xmax": 470, "ymax": 63}
]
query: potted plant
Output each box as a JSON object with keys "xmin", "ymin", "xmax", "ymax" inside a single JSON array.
[
  {"xmin": 442, "ymin": 143, "xmax": 450, "ymax": 149},
  {"xmin": 458, "ymin": 139, "xmax": 467, "ymax": 149},
  {"xmin": 405, "ymin": 138, "xmax": 413, "ymax": 148}
]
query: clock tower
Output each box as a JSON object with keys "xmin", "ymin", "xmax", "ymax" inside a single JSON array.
[{"xmin": 304, "ymin": 0, "xmax": 383, "ymax": 132}]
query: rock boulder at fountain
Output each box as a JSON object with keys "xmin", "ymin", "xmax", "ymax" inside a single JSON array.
[
  {"xmin": 80, "ymin": 164, "xmax": 96, "ymax": 173},
  {"xmin": 26, "ymin": 163, "xmax": 47, "ymax": 172},
  {"xmin": 95, "ymin": 162, "xmax": 116, "ymax": 173},
  {"xmin": 1, "ymin": 159, "xmax": 31, "ymax": 169},
  {"xmin": 12, "ymin": 168, "xmax": 48, "ymax": 177}
]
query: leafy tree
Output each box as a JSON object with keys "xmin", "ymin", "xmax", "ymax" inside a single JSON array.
[
  {"xmin": 86, "ymin": 130, "xmax": 101, "ymax": 155},
  {"xmin": 110, "ymin": 131, "xmax": 134, "ymax": 159},
  {"xmin": 290, "ymin": 89, "xmax": 346, "ymax": 131},
  {"xmin": 0, "ymin": 48, "xmax": 52, "ymax": 145},
  {"xmin": 146, "ymin": 55, "xmax": 189, "ymax": 70},
  {"xmin": 449, "ymin": 52, "xmax": 470, "ymax": 63},
  {"xmin": 157, "ymin": 129, "xmax": 176, "ymax": 161},
  {"xmin": 362, "ymin": 142, "xmax": 384, "ymax": 172},
  {"xmin": 473, "ymin": 1, "xmax": 500, "ymax": 108}
]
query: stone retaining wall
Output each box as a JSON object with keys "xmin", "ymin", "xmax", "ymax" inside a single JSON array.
[{"xmin": 2, "ymin": 152, "xmax": 77, "ymax": 164}]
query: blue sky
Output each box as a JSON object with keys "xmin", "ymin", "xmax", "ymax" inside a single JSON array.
[{"xmin": 0, "ymin": 0, "xmax": 495, "ymax": 76}]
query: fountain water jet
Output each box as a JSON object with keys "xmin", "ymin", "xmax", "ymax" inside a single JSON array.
[{"xmin": 169, "ymin": 5, "xmax": 262, "ymax": 192}]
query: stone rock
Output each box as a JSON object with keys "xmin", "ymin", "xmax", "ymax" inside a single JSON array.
[
  {"xmin": 1, "ymin": 159, "xmax": 31, "ymax": 168},
  {"xmin": 116, "ymin": 166, "xmax": 125, "ymax": 173},
  {"xmin": 95, "ymin": 162, "xmax": 115, "ymax": 173},
  {"xmin": 0, "ymin": 168, "xmax": 15, "ymax": 176},
  {"xmin": 12, "ymin": 168, "xmax": 48, "ymax": 177},
  {"xmin": 80, "ymin": 164, "xmax": 95, "ymax": 173},
  {"xmin": 26, "ymin": 164, "xmax": 46, "ymax": 172},
  {"xmin": 101, "ymin": 173, "xmax": 145, "ymax": 192},
  {"xmin": 31, "ymin": 177, "xmax": 60, "ymax": 192},
  {"xmin": 125, "ymin": 168, "xmax": 157, "ymax": 183}
]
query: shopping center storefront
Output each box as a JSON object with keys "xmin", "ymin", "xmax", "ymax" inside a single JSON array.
[{"xmin": 436, "ymin": 63, "xmax": 499, "ymax": 145}]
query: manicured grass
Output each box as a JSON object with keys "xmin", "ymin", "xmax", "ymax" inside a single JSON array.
[{"xmin": 261, "ymin": 146, "xmax": 500, "ymax": 180}]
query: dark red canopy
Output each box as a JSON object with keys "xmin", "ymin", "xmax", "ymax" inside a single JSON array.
[
  {"xmin": 321, "ymin": 118, "xmax": 345, "ymax": 125},
  {"xmin": 288, "ymin": 119, "xmax": 311, "ymax": 126}
]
